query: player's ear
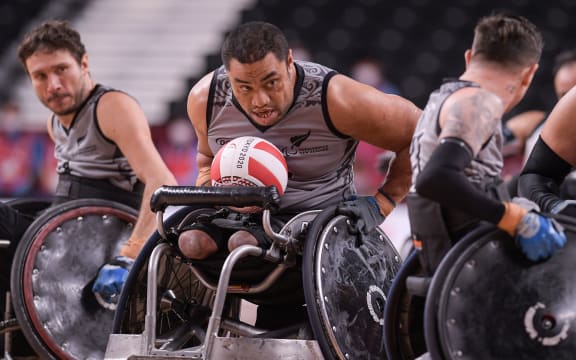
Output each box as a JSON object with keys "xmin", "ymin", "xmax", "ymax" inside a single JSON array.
[
  {"xmin": 286, "ymin": 49, "xmax": 295, "ymax": 78},
  {"xmin": 464, "ymin": 49, "xmax": 472, "ymax": 68},
  {"xmin": 287, "ymin": 49, "xmax": 294, "ymax": 66},
  {"xmin": 521, "ymin": 63, "xmax": 539, "ymax": 87},
  {"xmin": 80, "ymin": 53, "xmax": 89, "ymax": 73}
]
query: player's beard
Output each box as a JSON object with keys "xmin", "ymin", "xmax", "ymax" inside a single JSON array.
[{"xmin": 50, "ymin": 79, "xmax": 90, "ymax": 116}]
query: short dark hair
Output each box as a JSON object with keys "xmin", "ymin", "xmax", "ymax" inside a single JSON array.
[
  {"xmin": 471, "ymin": 13, "xmax": 543, "ymax": 69},
  {"xmin": 221, "ymin": 21, "xmax": 289, "ymax": 69},
  {"xmin": 552, "ymin": 49, "xmax": 576, "ymax": 77},
  {"xmin": 17, "ymin": 20, "xmax": 86, "ymax": 71}
]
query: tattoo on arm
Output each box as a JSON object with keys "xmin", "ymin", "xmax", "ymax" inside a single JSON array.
[{"xmin": 441, "ymin": 90, "xmax": 502, "ymax": 155}]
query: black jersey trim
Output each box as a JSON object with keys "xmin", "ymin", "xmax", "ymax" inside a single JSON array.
[
  {"xmin": 57, "ymin": 84, "xmax": 102, "ymax": 136},
  {"xmin": 322, "ymin": 72, "xmax": 349, "ymax": 139},
  {"xmin": 434, "ymin": 79, "xmax": 480, "ymax": 136},
  {"xmin": 206, "ymin": 68, "xmax": 221, "ymax": 129},
  {"xmin": 92, "ymin": 85, "xmax": 131, "ymax": 148}
]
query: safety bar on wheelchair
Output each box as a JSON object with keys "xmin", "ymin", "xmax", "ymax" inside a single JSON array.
[
  {"xmin": 150, "ymin": 185, "xmax": 281, "ymax": 212},
  {"xmin": 151, "ymin": 185, "xmax": 297, "ymax": 250}
]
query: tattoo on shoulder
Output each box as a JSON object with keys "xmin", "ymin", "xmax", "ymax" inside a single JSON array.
[{"xmin": 442, "ymin": 91, "xmax": 501, "ymax": 153}]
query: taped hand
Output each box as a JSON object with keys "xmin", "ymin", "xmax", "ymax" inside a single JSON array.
[
  {"xmin": 515, "ymin": 212, "xmax": 566, "ymax": 262},
  {"xmin": 336, "ymin": 196, "xmax": 385, "ymax": 234},
  {"xmin": 92, "ymin": 256, "xmax": 134, "ymax": 310}
]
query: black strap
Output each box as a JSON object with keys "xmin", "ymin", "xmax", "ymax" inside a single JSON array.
[{"xmin": 54, "ymin": 173, "xmax": 143, "ymax": 209}]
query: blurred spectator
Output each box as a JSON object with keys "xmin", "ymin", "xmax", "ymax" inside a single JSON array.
[
  {"xmin": 0, "ymin": 101, "xmax": 45, "ymax": 197},
  {"xmin": 350, "ymin": 56, "xmax": 400, "ymax": 95},
  {"xmin": 502, "ymin": 48, "xmax": 576, "ymax": 196},
  {"xmin": 156, "ymin": 116, "xmax": 198, "ymax": 185},
  {"xmin": 37, "ymin": 138, "xmax": 58, "ymax": 196},
  {"xmin": 350, "ymin": 56, "xmax": 400, "ymax": 194},
  {"xmin": 291, "ymin": 40, "xmax": 312, "ymax": 61}
]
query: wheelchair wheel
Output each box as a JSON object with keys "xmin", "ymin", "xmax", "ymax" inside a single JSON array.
[
  {"xmin": 4, "ymin": 197, "xmax": 52, "ymax": 216},
  {"xmin": 429, "ymin": 219, "xmax": 576, "ymax": 360},
  {"xmin": 10, "ymin": 198, "xmax": 138, "ymax": 359},
  {"xmin": 383, "ymin": 250, "xmax": 427, "ymax": 360},
  {"xmin": 422, "ymin": 224, "xmax": 495, "ymax": 360},
  {"xmin": 303, "ymin": 207, "xmax": 402, "ymax": 360},
  {"xmin": 115, "ymin": 206, "xmax": 241, "ymax": 350}
]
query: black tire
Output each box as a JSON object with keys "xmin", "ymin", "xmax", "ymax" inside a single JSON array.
[
  {"xmin": 10, "ymin": 198, "xmax": 137, "ymax": 359},
  {"xmin": 1, "ymin": 197, "xmax": 51, "ymax": 355},
  {"xmin": 303, "ymin": 206, "xmax": 402, "ymax": 360},
  {"xmin": 383, "ymin": 250, "xmax": 427, "ymax": 360},
  {"xmin": 430, "ymin": 220, "xmax": 576, "ymax": 360},
  {"xmin": 4, "ymin": 197, "xmax": 52, "ymax": 216},
  {"xmin": 420, "ymin": 224, "xmax": 493, "ymax": 360}
]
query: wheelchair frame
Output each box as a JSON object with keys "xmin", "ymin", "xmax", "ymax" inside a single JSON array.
[{"xmin": 106, "ymin": 185, "xmax": 401, "ymax": 359}]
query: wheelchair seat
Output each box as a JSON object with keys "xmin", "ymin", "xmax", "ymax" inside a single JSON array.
[{"xmin": 106, "ymin": 186, "xmax": 402, "ymax": 360}]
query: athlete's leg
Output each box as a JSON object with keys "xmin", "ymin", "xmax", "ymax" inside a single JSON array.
[
  {"xmin": 227, "ymin": 230, "xmax": 258, "ymax": 251},
  {"xmin": 178, "ymin": 229, "xmax": 219, "ymax": 259}
]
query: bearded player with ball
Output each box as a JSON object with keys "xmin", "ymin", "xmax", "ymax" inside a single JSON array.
[{"xmin": 178, "ymin": 21, "xmax": 420, "ymax": 328}]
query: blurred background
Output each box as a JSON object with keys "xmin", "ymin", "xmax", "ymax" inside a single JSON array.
[{"xmin": 0, "ymin": 0, "xmax": 575, "ymax": 198}]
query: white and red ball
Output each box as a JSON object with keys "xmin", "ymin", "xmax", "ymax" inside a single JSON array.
[{"xmin": 210, "ymin": 136, "xmax": 288, "ymax": 195}]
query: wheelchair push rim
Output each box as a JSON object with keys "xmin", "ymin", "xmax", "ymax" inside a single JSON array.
[{"xmin": 10, "ymin": 198, "xmax": 137, "ymax": 359}]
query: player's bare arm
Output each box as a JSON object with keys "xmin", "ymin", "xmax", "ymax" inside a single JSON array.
[
  {"xmin": 541, "ymin": 86, "xmax": 576, "ymax": 166},
  {"xmin": 326, "ymin": 74, "xmax": 421, "ymax": 212},
  {"xmin": 97, "ymin": 91, "xmax": 177, "ymax": 257},
  {"xmin": 504, "ymin": 110, "xmax": 546, "ymax": 144},
  {"xmin": 439, "ymin": 88, "xmax": 504, "ymax": 155},
  {"xmin": 187, "ymin": 72, "xmax": 214, "ymax": 186}
]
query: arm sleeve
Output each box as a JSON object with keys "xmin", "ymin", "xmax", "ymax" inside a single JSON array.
[
  {"xmin": 415, "ymin": 137, "xmax": 505, "ymax": 224},
  {"xmin": 518, "ymin": 136, "xmax": 572, "ymax": 211}
]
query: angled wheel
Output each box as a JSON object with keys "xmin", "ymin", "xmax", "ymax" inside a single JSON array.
[
  {"xmin": 10, "ymin": 198, "xmax": 137, "ymax": 359},
  {"xmin": 423, "ymin": 224, "xmax": 494, "ymax": 360},
  {"xmin": 428, "ymin": 219, "xmax": 576, "ymax": 360},
  {"xmin": 383, "ymin": 250, "xmax": 427, "ymax": 360},
  {"xmin": 4, "ymin": 197, "xmax": 52, "ymax": 216},
  {"xmin": 303, "ymin": 207, "xmax": 402, "ymax": 359}
]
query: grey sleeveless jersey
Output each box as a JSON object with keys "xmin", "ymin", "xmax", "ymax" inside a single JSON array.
[
  {"xmin": 52, "ymin": 84, "xmax": 138, "ymax": 192},
  {"xmin": 410, "ymin": 80, "xmax": 503, "ymax": 192},
  {"xmin": 207, "ymin": 61, "xmax": 358, "ymax": 213}
]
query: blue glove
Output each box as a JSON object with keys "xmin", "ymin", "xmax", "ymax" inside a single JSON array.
[
  {"xmin": 515, "ymin": 212, "xmax": 566, "ymax": 262},
  {"xmin": 336, "ymin": 196, "xmax": 385, "ymax": 234},
  {"xmin": 92, "ymin": 256, "xmax": 134, "ymax": 310}
]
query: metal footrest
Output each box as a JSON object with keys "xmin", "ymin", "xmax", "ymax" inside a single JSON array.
[{"xmin": 106, "ymin": 334, "xmax": 325, "ymax": 360}]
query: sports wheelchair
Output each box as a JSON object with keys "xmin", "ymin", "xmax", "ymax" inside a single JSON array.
[
  {"xmin": 383, "ymin": 214, "xmax": 576, "ymax": 360},
  {"xmin": 1, "ymin": 198, "xmax": 138, "ymax": 359},
  {"xmin": 105, "ymin": 185, "xmax": 403, "ymax": 359}
]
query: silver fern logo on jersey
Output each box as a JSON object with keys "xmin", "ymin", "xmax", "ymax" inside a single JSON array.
[{"xmin": 282, "ymin": 131, "xmax": 328, "ymax": 156}]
